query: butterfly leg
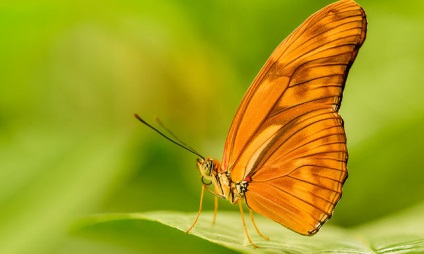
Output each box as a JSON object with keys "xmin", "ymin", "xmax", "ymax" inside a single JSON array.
[
  {"xmin": 249, "ymin": 209, "xmax": 269, "ymax": 240},
  {"xmin": 212, "ymin": 196, "xmax": 218, "ymax": 224},
  {"xmin": 238, "ymin": 200, "xmax": 258, "ymax": 248},
  {"xmin": 186, "ymin": 184, "xmax": 206, "ymax": 233}
]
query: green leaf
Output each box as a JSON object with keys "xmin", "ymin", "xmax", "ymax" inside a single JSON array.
[
  {"xmin": 73, "ymin": 202, "xmax": 424, "ymax": 253},
  {"xmin": 356, "ymin": 202, "xmax": 424, "ymax": 254}
]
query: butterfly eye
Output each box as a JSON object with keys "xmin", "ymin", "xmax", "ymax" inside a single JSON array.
[{"xmin": 197, "ymin": 157, "xmax": 213, "ymax": 178}]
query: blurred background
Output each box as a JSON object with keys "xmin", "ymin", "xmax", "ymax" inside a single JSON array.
[{"xmin": 1, "ymin": 0, "xmax": 424, "ymax": 253}]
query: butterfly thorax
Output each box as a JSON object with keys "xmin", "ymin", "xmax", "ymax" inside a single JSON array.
[{"xmin": 197, "ymin": 157, "xmax": 248, "ymax": 204}]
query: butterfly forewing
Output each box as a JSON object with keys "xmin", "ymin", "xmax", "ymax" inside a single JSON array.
[{"xmin": 222, "ymin": 0, "xmax": 366, "ymax": 234}]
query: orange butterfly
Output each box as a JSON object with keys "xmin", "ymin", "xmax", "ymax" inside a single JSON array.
[{"xmin": 136, "ymin": 0, "xmax": 367, "ymax": 247}]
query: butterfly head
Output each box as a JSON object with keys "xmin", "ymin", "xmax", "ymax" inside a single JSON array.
[{"xmin": 196, "ymin": 157, "xmax": 221, "ymax": 181}]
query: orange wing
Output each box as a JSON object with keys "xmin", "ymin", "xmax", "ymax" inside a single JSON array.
[{"xmin": 222, "ymin": 0, "xmax": 367, "ymax": 234}]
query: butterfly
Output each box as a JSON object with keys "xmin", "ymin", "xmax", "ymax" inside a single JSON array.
[{"xmin": 136, "ymin": 0, "xmax": 367, "ymax": 247}]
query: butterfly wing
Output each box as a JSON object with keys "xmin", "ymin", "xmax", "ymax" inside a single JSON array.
[{"xmin": 222, "ymin": 0, "xmax": 367, "ymax": 234}]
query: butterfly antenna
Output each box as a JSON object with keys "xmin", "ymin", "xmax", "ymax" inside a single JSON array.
[
  {"xmin": 154, "ymin": 117, "xmax": 200, "ymax": 156},
  {"xmin": 134, "ymin": 114, "xmax": 205, "ymax": 159}
]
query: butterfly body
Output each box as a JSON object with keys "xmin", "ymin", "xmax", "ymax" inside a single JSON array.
[{"xmin": 198, "ymin": 157, "xmax": 246, "ymax": 205}]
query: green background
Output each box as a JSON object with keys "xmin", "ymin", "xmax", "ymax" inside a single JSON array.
[{"xmin": 1, "ymin": 0, "xmax": 423, "ymax": 253}]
